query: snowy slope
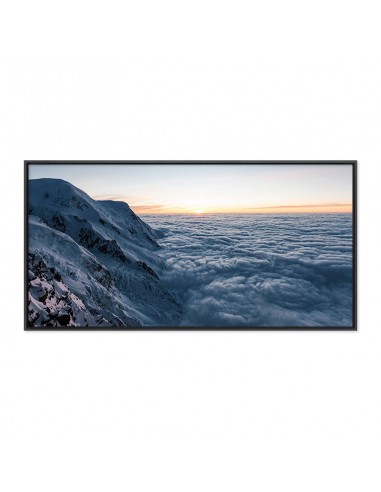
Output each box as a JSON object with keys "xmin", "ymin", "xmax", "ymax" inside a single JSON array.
[{"xmin": 27, "ymin": 179, "xmax": 181, "ymax": 327}]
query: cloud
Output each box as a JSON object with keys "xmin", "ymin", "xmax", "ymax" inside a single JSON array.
[{"xmin": 145, "ymin": 213, "xmax": 353, "ymax": 327}]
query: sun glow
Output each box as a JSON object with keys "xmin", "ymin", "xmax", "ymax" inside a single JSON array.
[{"xmin": 194, "ymin": 209, "xmax": 205, "ymax": 214}]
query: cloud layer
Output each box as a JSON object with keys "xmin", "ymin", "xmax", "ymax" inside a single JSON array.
[{"xmin": 145, "ymin": 214, "xmax": 353, "ymax": 327}]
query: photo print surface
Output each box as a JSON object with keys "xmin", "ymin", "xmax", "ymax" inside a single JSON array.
[{"xmin": 25, "ymin": 162, "xmax": 356, "ymax": 329}]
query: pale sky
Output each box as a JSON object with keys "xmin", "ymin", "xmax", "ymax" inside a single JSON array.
[{"xmin": 29, "ymin": 164, "xmax": 353, "ymax": 214}]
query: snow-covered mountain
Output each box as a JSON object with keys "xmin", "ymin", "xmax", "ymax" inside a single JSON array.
[{"xmin": 27, "ymin": 178, "xmax": 181, "ymax": 327}]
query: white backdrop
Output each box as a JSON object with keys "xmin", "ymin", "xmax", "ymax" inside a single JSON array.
[{"xmin": 1, "ymin": 1, "xmax": 380, "ymax": 491}]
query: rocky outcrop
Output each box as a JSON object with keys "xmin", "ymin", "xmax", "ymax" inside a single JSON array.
[
  {"xmin": 27, "ymin": 252, "xmax": 78, "ymax": 327},
  {"xmin": 78, "ymin": 226, "xmax": 128, "ymax": 263},
  {"xmin": 137, "ymin": 261, "xmax": 159, "ymax": 280}
]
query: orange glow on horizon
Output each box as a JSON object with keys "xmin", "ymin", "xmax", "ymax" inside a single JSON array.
[{"xmin": 130, "ymin": 204, "xmax": 352, "ymax": 215}]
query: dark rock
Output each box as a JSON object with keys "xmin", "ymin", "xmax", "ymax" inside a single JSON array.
[
  {"xmin": 137, "ymin": 261, "xmax": 159, "ymax": 280},
  {"xmin": 48, "ymin": 214, "xmax": 66, "ymax": 232},
  {"xmin": 79, "ymin": 226, "xmax": 127, "ymax": 263},
  {"xmin": 38, "ymin": 290, "xmax": 48, "ymax": 303},
  {"xmin": 56, "ymin": 313, "xmax": 71, "ymax": 325}
]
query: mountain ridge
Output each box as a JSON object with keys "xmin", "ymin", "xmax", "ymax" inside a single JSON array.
[{"xmin": 27, "ymin": 178, "xmax": 181, "ymax": 327}]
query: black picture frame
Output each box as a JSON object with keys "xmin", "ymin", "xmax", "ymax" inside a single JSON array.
[{"xmin": 24, "ymin": 160, "xmax": 357, "ymax": 331}]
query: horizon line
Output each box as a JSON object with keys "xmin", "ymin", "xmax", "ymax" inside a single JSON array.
[{"xmin": 136, "ymin": 211, "xmax": 353, "ymax": 216}]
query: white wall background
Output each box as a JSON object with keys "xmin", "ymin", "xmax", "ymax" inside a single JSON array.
[{"xmin": 1, "ymin": 1, "xmax": 380, "ymax": 491}]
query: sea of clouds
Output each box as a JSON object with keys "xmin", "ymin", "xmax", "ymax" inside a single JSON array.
[{"xmin": 145, "ymin": 214, "xmax": 353, "ymax": 327}]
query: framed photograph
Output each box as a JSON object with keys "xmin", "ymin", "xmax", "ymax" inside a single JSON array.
[{"xmin": 25, "ymin": 161, "xmax": 357, "ymax": 330}]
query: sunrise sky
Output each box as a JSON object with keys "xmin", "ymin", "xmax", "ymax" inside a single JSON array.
[{"xmin": 29, "ymin": 164, "xmax": 353, "ymax": 214}]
